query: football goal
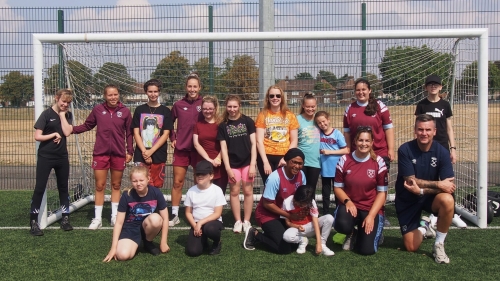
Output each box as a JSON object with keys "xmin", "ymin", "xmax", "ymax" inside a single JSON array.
[{"xmin": 33, "ymin": 28, "xmax": 489, "ymax": 228}]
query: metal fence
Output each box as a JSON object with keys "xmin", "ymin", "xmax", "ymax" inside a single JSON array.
[{"xmin": 1, "ymin": 0, "xmax": 500, "ymax": 190}]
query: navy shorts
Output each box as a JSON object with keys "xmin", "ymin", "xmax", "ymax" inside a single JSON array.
[
  {"xmin": 119, "ymin": 225, "xmax": 146, "ymax": 245},
  {"xmin": 395, "ymin": 195, "xmax": 436, "ymax": 235}
]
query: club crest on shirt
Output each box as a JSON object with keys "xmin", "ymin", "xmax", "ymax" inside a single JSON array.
[
  {"xmin": 183, "ymin": 107, "xmax": 187, "ymax": 111},
  {"xmin": 49, "ymin": 119, "xmax": 56, "ymax": 121},
  {"xmin": 117, "ymin": 111, "xmax": 122, "ymax": 118},
  {"xmin": 430, "ymin": 157, "xmax": 437, "ymax": 167},
  {"xmin": 367, "ymin": 169, "xmax": 375, "ymax": 178},
  {"xmin": 102, "ymin": 111, "xmax": 107, "ymax": 115},
  {"xmin": 412, "ymin": 159, "xmax": 416, "ymax": 164},
  {"xmin": 347, "ymin": 170, "xmax": 351, "ymax": 174},
  {"xmin": 295, "ymin": 182, "xmax": 301, "ymax": 188},
  {"xmin": 196, "ymin": 105, "xmax": 201, "ymax": 112},
  {"xmin": 352, "ymin": 114, "xmax": 356, "ymax": 118}
]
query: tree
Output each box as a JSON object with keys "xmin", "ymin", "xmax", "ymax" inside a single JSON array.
[
  {"xmin": 379, "ymin": 45, "xmax": 452, "ymax": 101},
  {"xmin": 151, "ymin": 51, "xmax": 190, "ymax": 97},
  {"xmin": 294, "ymin": 72, "xmax": 314, "ymax": 80},
  {"xmin": 94, "ymin": 62, "xmax": 136, "ymax": 98},
  {"xmin": 224, "ymin": 55, "xmax": 259, "ymax": 100},
  {"xmin": 45, "ymin": 60, "xmax": 94, "ymax": 101},
  {"xmin": 318, "ymin": 70, "xmax": 337, "ymax": 86},
  {"xmin": 0, "ymin": 71, "xmax": 34, "ymax": 106},
  {"xmin": 461, "ymin": 61, "xmax": 500, "ymax": 94}
]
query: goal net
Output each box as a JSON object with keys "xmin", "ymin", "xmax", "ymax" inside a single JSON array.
[{"xmin": 33, "ymin": 29, "xmax": 489, "ymax": 228}]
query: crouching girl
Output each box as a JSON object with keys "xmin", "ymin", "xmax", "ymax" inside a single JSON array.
[{"xmin": 103, "ymin": 166, "xmax": 170, "ymax": 262}]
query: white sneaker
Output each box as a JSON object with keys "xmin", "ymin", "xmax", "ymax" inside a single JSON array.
[
  {"xmin": 321, "ymin": 244, "xmax": 335, "ymax": 256},
  {"xmin": 452, "ymin": 214, "xmax": 467, "ymax": 228},
  {"xmin": 169, "ymin": 215, "xmax": 180, "ymax": 227},
  {"xmin": 233, "ymin": 220, "xmax": 243, "ymax": 233},
  {"xmin": 296, "ymin": 236, "xmax": 308, "ymax": 254},
  {"xmin": 429, "ymin": 214, "xmax": 438, "ymax": 229},
  {"xmin": 242, "ymin": 221, "xmax": 252, "ymax": 233},
  {"xmin": 110, "ymin": 215, "xmax": 116, "ymax": 227},
  {"xmin": 433, "ymin": 242, "xmax": 450, "ymax": 264},
  {"xmin": 88, "ymin": 218, "xmax": 102, "ymax": 230}
]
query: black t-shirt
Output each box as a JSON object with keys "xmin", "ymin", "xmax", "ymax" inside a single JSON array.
[
  {"xmin": 217, "ymin": 114, "xmax": 255, "ymax": 168},
  {"xmin": 131, "ymin": 104, "xmax": 174, "ymax": 163},
  {"xmin": 34, "ymin": 108, "xmax": 72, "ymax": 159},
  {"xmin": 415, "ymin": 98, "xmax": 452, "ymax": 149},
  {"xmin": 118, "ymin": 186, "xmax": 168, "ymax": 229}
]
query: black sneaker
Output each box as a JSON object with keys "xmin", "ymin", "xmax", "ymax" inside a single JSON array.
[
  {"xmin": 30, "ymin": 220, "xmax": 44, "ymax": 236},
  {"xmin": 209, "ymin": 241, "xmax": 222, "ymax": 255},
  {"xmin": 243, "ymin": 227, "xmax": 257, "ymax": 250},
  {"xmin": 60, "ymin": 216, "xmax": 74, "ymax": 231},
  {"xmin": 143, "ymin": 240, "xmax": 160, "ymax": 256}
]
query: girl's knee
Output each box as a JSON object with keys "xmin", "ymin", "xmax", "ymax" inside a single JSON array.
[
  {"xmin": 115, "ymin": 248, "xmax": 135, "ymax": 261},
  {"xmin": 144, "ymin": 213, "xmax": 163, "ymax": 228},
  {"xmin": 95, "ymin": 184, "xmax": 106, "ymax": 193}
]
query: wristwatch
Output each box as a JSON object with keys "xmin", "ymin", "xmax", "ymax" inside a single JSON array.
[
  {"xmin": 419, "ymin": 188, "xmax": 424, "ymax": 196},
  {"xmin": 344, "ymin": 198, "xmax": 350, "ymax": 204}
]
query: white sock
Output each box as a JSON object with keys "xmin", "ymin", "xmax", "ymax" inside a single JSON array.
[
  {"xmin": 172, "ymin": 206, "xmax": 179, "ymax": 216},
  {"xmin": 435, "ymin": 231, "xmax": 447, "ymax": 244},
  {"xmin": 95, "ymin": 205, "xmax": 103, "ymax": 219},
  {"xmin": 111, "ymin": 203, "xmax": 118, "ymax": 217},
  {"xmin": 418, "ymin": 227, "xmax": 426, "ymax": 237}
]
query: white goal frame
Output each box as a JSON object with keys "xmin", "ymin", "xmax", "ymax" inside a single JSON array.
[{"xmin": 33, "ymin": 29, "xmax": 489, "ymax": 228}]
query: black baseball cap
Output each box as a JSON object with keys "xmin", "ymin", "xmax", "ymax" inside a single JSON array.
[
  {"xmin": 195, "ymin": 160, "xmax": 213, "ymax": 174},
  {"xmin": 425, "ymin": 75, "xmax": 442, "ymax": 86}
]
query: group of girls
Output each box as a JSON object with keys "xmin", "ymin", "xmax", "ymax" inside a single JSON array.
[{"xmin": 30, "ymin": 72, "xmax": 457, "ymax": 258}]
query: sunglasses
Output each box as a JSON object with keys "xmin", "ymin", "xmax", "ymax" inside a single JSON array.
[
  {"xmin": 269, "ymin": 94, "xmax": 281, "ymax": 99},
  {"xmin": 357, "ymin": 126, "xmax": 372, "ymax": 131}
]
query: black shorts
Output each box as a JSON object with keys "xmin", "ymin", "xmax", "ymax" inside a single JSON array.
[
  {"xmin": 395, "ymin": 195, "xmax": 436, "ymax": 235},
  {"xmin": 119, "ymin": 225, "xmax": 146, "ymax": 245}
]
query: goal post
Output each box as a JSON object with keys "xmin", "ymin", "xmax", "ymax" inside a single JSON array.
[{"xmin": 33, "ymin": 28, "xmax": 489, "ymax": 228}]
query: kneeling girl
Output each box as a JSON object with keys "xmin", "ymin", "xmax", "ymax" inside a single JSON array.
[
  {"xmin": 103, "ymin": 166, "xmax": 170, "ymax": 262},
  {"xmin": 185, "ymin": 160, "xmax": 227, "ymax": 256}
]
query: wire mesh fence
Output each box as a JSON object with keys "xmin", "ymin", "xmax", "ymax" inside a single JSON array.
[{"xmin": 1, "ymin": 1, "xmax": 500, "ymax": 191}]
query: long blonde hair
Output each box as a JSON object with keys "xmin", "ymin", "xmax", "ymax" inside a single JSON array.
[
  {"xmin": 222, "ymin": 95, "xmax": 242, "ymax": 123},
  {"xmin": 124, "ymin": 166, "xmax": 150, "ymax": 195},
  {"xmin": 202, "ymin": 95, "xmax": 222, "ymax": 124},
  {"xmin": 262, "ymin": 85, "xmax": 289, "ymax": 117}
]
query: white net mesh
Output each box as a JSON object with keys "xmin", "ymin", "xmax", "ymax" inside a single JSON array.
[{"xmin": 40, "ymin": 36, "xmax": 481, "ymax": 222}]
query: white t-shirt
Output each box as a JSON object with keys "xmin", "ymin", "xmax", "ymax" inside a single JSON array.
[{"xmin": 184, "ymin": 183, "xmax": 227, "ymax": 222}]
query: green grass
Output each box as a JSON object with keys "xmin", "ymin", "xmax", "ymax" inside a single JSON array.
[{"xmin": 1, "ymin": 191, "xmax": 499, "ymax": 280}]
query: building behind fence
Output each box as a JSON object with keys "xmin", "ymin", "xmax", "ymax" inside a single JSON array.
[{"xmin": 1, "ymin": 1, "xmax": 500, "ymax": 190}]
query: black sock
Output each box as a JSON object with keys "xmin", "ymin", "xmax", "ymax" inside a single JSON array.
[{"xmin": 30, "ymin": 213, "xmax": 38, "ymax": 222}]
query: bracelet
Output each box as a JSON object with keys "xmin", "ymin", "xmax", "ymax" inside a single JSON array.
[
  {"xmin": 450, "ymin": 147, "xmax": 457, "ymax": 150},
  {"xmin": 420, "ymin": 188, "xmax": 424, "ymax": 196}
]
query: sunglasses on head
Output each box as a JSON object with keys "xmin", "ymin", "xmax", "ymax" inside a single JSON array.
[
  {"xmin": 357, "ymin": 126, "xmax": 372, "ymax": 131},
  {"xmin": 269, "ymin": 94, "xmax": 281, "ymax": 99}
]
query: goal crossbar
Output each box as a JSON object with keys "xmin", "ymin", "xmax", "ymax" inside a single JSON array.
[{"xmin": 33, "ymin": 28, "xmax": 489, "ymax": 228}]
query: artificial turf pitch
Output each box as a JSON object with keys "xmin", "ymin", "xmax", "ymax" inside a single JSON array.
[{"xmin": 1, "ymin": 191, "xmax": 498, "ymax": 281}]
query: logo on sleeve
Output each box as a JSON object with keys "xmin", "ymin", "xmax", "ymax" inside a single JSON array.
[{"xmin": 430, "ymin": 157, "xmax": 437, "ymax": 167}]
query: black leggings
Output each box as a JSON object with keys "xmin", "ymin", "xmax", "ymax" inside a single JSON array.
[
  {"xmin": 185, "ymin": 220, "xmax": 224, "ymax": 257},
  {"xmin": 30, "ymin": 156, "xmax": 70, "ymax": 216},
  {"xmin": 256, "ymin": 218, "xmax": 292, "ymax": 254},
  {"xmin": 256, "ymin": 154, "xmax": 283, "ymax": 185},
  {"xmin": 334, "ymin": 204, "xmax": 383, "ymax": 255},
  {"xmin": 302, "ymin": 166, "xmax": 321, "ymax": 190},
  {"xmin": 321, "ymin": 177, "xmax": 335, "ymax": 215}
]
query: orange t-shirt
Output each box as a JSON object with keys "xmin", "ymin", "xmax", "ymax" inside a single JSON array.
[{"xmin": 255, "ymin": 110, "xmax": 299, "ymax": 156}]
